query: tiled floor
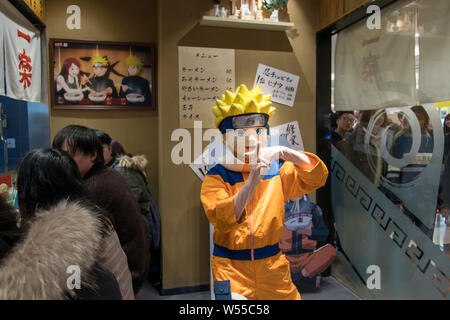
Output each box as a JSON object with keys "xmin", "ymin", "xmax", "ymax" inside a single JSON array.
[
  {"xmin": 297, "ymin": 276, "xmax": 359, "ymax": 300},
  {"xmin": 137, "ymin": 276, "xmax": 359, "ymax": 300}
]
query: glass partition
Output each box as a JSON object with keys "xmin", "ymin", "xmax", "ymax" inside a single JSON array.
[{"xmin": 330, "ymin": 0, "xmax": 449, "ymax": 300}]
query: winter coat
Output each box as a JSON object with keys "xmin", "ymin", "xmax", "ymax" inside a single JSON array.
[
  {"xmin": 0, "ymin": 201, "xmax": 130, "ymax": 300},
  {"xmin": 114, "ymin": 155, "xmax": 151, "ymax": 224},
  {"xmin": 84, "ymin": 163, "xmax": 149, "ymax": 293},
  {"xmin": 98, "ymin": 220, "xmax": 135, "ymax": 300},
  {"xmin": 112, "ymin": 154, "xmax": 160, "ymax": 251}
]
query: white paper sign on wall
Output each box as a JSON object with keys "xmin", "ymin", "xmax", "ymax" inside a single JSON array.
[
  {"xmin": 254, "ymin": 64, "xmax": 300, "ymax": 107},
  {"xmin": 272, "ymin": 121, "xmax": 304, "ymax": 151},
  {"xmin": 178, "ymin": 46, "xmax": 235, "ymax": 129},
  {"xmin": 66, "ymin": 5, "xmax": 81, "ymax": 30}
]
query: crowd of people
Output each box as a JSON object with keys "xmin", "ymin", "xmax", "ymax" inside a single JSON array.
[
  {"xmin": 330, "ymin": 106, "xmax": 450, "ymax": 248},
  {"xmin": 0, "ymin": 125, "xmax": 160, "ymax": 299},
  {"xmin": 1, "ymin": 106, "xmax": 447, "ymax": 299}
]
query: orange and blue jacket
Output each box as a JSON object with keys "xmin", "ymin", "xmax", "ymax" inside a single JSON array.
[{"xmin": 201, "ymin": 152, "xmax": 329, "ymax": 259}]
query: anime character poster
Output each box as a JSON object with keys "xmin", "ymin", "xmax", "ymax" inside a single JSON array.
[{"xmin": 50, "ymin": 39, "xmax": 155, "ymax": 110}]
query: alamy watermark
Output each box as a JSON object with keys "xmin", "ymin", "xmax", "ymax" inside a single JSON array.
[
  {"xmin": 366, "ymin": 5, "xmax": 381, "ymax": 30},
  {"xmin": 66, "ymin": 265, "xmax": 81, "ymax": 290},
  {"xmin": 170, "ymin": 121, "xmax": 281, "ymax": 165},
  {"xmin": 367, "ymin": 265, "xmax": 381, "ymax": 290}
]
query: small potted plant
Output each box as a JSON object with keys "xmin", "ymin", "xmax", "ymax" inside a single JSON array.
[{"xmin": 263, "ymin": 0, "xmax": 288, "ymax": 22}]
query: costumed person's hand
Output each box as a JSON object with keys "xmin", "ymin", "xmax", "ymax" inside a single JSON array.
[
  {"xmin": 121, "ymin": 84, "xmax": 129, "ymax": 92},
  {"xmin": 233, "ymin": 144, "xmax": 271, "ymax": 223},
  {"xmin": 260, "ymin": 146, "xmax": 314, "ymax": 170}
]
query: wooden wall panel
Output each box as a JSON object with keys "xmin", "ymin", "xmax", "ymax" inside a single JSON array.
[
  {"xmin": 344, "ymin": 0, "xmax": 369, "ymax": 14},
  {"xmin": 317, "ymin": 0, "xmax": 345, "ymax": 31},
  {"xmin": 317, "ymin": 0, "xmax": 369, "ymax": 31}
]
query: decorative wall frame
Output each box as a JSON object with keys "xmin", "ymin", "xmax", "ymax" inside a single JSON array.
[{"xmin": 50, "ymin": 39, "xmax": 156, "ymax": 110}]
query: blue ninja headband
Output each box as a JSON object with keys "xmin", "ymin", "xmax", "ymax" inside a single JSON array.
[{"xmin": 219, "ymin": 113, "xmax": 270, "ymax": 134}]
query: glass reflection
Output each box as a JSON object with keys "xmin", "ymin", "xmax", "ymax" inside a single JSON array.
[{"xmin": 330, "ymin": 104, "xmax": 449, "ymax": 299}]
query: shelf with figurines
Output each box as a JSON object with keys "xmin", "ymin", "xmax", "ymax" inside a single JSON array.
[{"xmin": 202, "ymin": 0, "xmax": 294, "ymax": 31}]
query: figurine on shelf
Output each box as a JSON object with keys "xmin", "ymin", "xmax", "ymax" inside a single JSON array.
[
  {"xmin": 263, "ymin": 0, "xmax": 288, "ymax": 22},
  {"xmin": 251, "ymin": 0, "xmax": 256, "ymax": 16},
  {"xmin": 220, "ymin": 7, "xmax": 227, "ymax": 18},
  {"xmin": 213, "ymin": 0, "xmax": 221, "ymax": 17},
  {"xmin": 230, "ymin": 0, "xmax": 236, "ymax": 15},
  {"xmin": 256, "ymin": 0, "xmax": 263, "ymax": 21},
  {"xmin": 240, "ymin": 0, "xmax": 252, "ymax": 19}
]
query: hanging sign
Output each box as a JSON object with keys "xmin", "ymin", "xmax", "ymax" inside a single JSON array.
[{"xmin": 3, "ymin": 15, "xmax": 41, "ymax": 102}]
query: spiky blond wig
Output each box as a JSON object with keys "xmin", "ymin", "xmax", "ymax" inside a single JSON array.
[
  {"xmin": 125, "ymin": 55, "xmax": 143, "ymax": 69},
  {"xmin": 92, "ymin": 56, "xmax": 108, "ymax": 67},
  {"xmin": 212, "ymin": 85, "xmax": 276, "ymax": 128}
]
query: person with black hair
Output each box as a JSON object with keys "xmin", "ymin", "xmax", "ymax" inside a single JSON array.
[
  {"xmin": 95, "ymin": 131, "xmax": 131, "ymax": 167},
  {"xmin": 94, "ymin": 131, "xmax": 153, "ymax": 220},
  {"xmin": 111, "ymin": 140, "xmax": 127, "ymax": 159},
  {"xmin": 0, "ymin": 149, "xmax": 134, "ymax": 299},
  {"xmin": 444, "ymin": 114, "xmax": 450, "ymax": 134},
  {"xmin": 331, "ymin": 111, "xmax": 355, "ymax": 150},
  {"xmin": 342, "ymin": 110, "xmax": 396, "ymax": 187},
  {"xmin": 443, "ymin": 114, "xmax": 450, "ymax": 162},
  {"xmin": 391, "ymin": 106, "xmax": 434, "ymax": 185},
  {"xmin": 0, "ymin": 196, "xmax": 21, "ymax": 263},
  {"xmin": 53, "ymin": 125, "xmax": 149, "ymax": 294},
  {"xmin": 95, "ymin": 130, "xmax": 115, "ymax": 167},
  {"xmin": 95, "ymin": 130, "xmax": 161, "ymax": 286}
]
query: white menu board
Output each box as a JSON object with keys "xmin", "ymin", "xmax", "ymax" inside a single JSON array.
[
  {"xmin": 254, "ymin": 64, "xmax": 300, "ymax": 107},
  {"xmin": 179, "ymin": 46, "xmax": 235, "ymax": 128}
]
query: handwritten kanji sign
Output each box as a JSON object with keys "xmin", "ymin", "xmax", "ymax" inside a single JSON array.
[
  {"xmin": 3, "ymin": 12, "xmax": 41, "ymax": 102},
  {"xmin": 254, "ymin": 64, "xmax": 300, "ymax": 107},
  {"xmin": 18, "ymin": 49, "xmax": 32, "ymax": 89},
  {"xmin": 272, "ymin": 121, "xmax": 304, "ymax": 151},
  {"xmin": 334, "ymin": 6, "xmax": 416, "ymax": 111}
]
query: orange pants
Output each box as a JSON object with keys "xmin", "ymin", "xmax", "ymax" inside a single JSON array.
[
  {"xmin": 211, "ymin": 252, "xmax": 300, "ymax": 300},
  {"xmin": 285, "ymin": 244, "xmax": 336, "ymax": 276}
]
